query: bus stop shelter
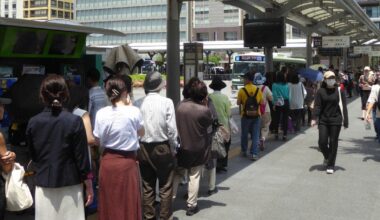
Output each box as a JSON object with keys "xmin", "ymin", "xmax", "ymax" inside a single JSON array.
[
  {"xmin": 218, "ymin": 0, "xmax": 380, "ymax": 71},
  {"xmin": 166, "ymin": 0, "xmax": 380, "ymax": 106}
]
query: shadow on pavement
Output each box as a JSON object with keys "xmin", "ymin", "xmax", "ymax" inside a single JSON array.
[
  {"xmin": 309, "ymin": 164, "xmax": 346, "ymax": 172},
  {"xmin": 340, "ymin": 137, "xmax": 380, "ymax": 163}
]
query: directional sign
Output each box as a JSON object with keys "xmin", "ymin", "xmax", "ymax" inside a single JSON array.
[
  {"xmin": 322, "ymin": 36, "xmax": 350, "ymax": 48},
  {"xmin": 353, "ymin": 46, "xmax": 372, "ymax": 54}
]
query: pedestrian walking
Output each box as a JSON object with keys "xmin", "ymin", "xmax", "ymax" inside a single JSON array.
[
  {"xmin": 288, "ymin": 72, "xmax": 307, "ymax": 133},
  {"xmin": 173, "ymin": 78, "xmax": 213, "ymax": 216},
  {"xmin": 359, "ymin": 66, "xmax": 375, "ymax": 120},
  {"xmin": 93, "ymin": 76, "xmax": 144, "ymax": 220},
  {"xmin": 26, "ymin": 74, "xmax": 93, "ymax": 220},
  {"xmin": 365, "ymin": 72, "xmax": 380, "ymax": 142},
  {"xmin": 237, "ymin": 72, "xmax": 263, "ymax": 160},
  {"xmin": 134, "ymin": 71, "xmax": 178, "ymax": 220},
  {"xmin": 272, "ymin": 72, "xmax": 290, "ymax": 141},
  {"xmin": 208, "ymin": 76, "xmax": 232, "ymax": 172},
  {"xmin": 253, "ymin": 72, "xmax": 272, "ymax": 150},
  {"xmin": 311, "ymin": 71, "xmax": 348, "ymax": 174}
]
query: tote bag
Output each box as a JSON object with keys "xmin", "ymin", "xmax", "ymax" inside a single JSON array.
[{"xmin": 2, "ymin": 163, "xmax": 33, "ymax": 211}]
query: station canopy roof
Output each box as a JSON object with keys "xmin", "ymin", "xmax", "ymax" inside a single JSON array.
[
  {"xmin": 219, "ymin": 0, "xmax": 380, "ymax": 45},
  {"xmin": 0, "ymin": 17, "xmax": 125, "ymax": 36}
]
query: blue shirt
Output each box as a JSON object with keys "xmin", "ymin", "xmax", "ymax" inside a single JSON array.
[{"xmin": 272, "ymin": 83, "xmax": 290, "ymax": 104}]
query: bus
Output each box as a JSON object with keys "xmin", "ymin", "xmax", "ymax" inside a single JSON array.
[{"xmin": 231, "ymin": 52, "xmax": 306, "ymax": 96}]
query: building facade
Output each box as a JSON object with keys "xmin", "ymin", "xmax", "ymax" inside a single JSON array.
[
  {"xmin": 357, "ymin": 0, "xmax": 380, "ymax": 28},
  {"xmin": 0, "ymin": 0, "xmax": 23, "ymax": 18},
  {"xmin": 192, "ymin": 1, "xmax": 243, "ymax": 41},
  {"xmin": 76, "ymin": 0, "xmax": 189, "ymax": 45},
  {"xmin": 23, "ymin": 0, "xmax": 74, "ymax": 20}
]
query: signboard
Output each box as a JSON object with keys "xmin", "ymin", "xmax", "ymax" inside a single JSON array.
[
  {"xmin": 312, "ymin": 37, "xmax": 322, "ymax": 48},
  {"xmin": 370, "ymin": 51, "xmax": 380, "ymax": 57},
  {"xmin": 353, "ymin": 46, "xmax": 372, "ymax": 54},
  {"xmin": 235, "ymin": 55, "xmax": 265, "ymax": 62},
  {"xmin": 183, "ymin": 43, "xmax": 204, "ymax": 83},
  {"xmin": 184, "ymin": 43, "xmax": 203, "ymax": 61},
  {"xmin": 318, "ymin": 48, "xmax": 343, "ymax": 56},
  {"xmin": 322, "ymin": 36, "xmax": 350, "ymax": 48}
]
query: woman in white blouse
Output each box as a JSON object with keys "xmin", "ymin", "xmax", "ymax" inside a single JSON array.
[{"xmin": 93, "ymin": 76, "xmax": 144, "ymax": 220}]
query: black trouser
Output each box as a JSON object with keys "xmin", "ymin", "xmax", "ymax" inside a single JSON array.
[
  {"xmin": 217, "ymin": 139, "xmax": 231, "ymax": 168},
  {"xmin": 137, "ymin": 141, "xmax": 174, "ymax": 220},
  {"xmin": 273, "ymin": 101, "xmax": 290, "ymax": 136},
  {"xmin": 318, "ymin": 124, "xmax": 341, "ymax": 167},
  {"xmin": 290, "ymin": 109, "xmax": 303, "ymax": 132}
]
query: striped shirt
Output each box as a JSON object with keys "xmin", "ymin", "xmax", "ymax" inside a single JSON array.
[
  {"xmin": 88, "ymin": 86, "xmax": 109, "ymax": 127},
  {"xmin": 134, "ymin": 93, "xmax": 178, "ymax": 149}
]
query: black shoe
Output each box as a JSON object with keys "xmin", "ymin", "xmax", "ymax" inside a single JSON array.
[
  {"xmin": 186, "ymin": 205, "xmax": 199, "ymax": 216},
  {"xmin": 282, "ymin": 136, "xmax": 287, "ymax": 141},
  {"xmin": 208, "ymin": 187, "xmax": 218, "ymax": 196},
  {"xmin": 216, "ymin": 167, "xmax": 227, "ymax": 173}
]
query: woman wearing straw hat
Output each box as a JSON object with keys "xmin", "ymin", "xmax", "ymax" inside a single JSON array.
[{"xmin": 311, "ymin": 71, "xmax": 348, "ymax": 174}]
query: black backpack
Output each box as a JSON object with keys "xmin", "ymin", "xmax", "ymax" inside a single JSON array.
[{"xmin": 242, "ymin": 88, "xmax": 260, "ymax": 118}]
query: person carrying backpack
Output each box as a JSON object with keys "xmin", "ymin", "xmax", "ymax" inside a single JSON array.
[{"xmin": 237, "ymin": 72, "xmax": 264, "ymax": 160}]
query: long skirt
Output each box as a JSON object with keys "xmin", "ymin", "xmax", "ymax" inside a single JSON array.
[
  {"xmin": 35, "ymin": 184, "xmax": 85, "ymax": 220},
  {"xmin": 98, "ymin": 149, "xmax": 142, "ymax": 220}
]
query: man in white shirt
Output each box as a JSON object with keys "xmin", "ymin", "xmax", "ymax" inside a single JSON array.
[
  {"xmin": 134, "ymin": 71, "xmax": 178, "ymax": 220},
  {"xmin": 365, "ymin": 73, "xmax": 380, "ymax": 142}
]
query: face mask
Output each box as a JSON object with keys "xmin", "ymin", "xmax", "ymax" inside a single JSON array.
[{"xmin": 325, "ymin": 79, "xmax": 336, "ymax": 87}]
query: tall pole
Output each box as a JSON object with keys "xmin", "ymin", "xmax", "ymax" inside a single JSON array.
[
  {"xmin": 167, "ymin": 0, "xmax": 181, "ymax": 106},
  {"xmin": 306, "ymin": 34, "xmax": 312, "ymax": 67}
]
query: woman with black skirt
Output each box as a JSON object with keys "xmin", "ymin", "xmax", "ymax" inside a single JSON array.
[{"xmin": 311, "ymin": 71, "xmax": 348, "ymax": 174}]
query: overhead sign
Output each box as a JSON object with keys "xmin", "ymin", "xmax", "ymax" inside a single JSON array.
[
  {"xmin": 353, "ymin": 46, "xmax": 372, "ymax": 54},
  {"xmin": 318, "ymin": 48, "xmax": 343, "ymax": 56},
  {"xmin": 235, "ymin": 55, "xmax": 265, "ymax": 62},
  {"xmin": 322, "ymin": 36, "xmax": 350, "ymax": 48},
  {"xmin": 312, "ymin": 37, "xmax": 322, "ymax": 48}
]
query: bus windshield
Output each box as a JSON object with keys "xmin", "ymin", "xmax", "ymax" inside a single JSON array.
[{"xmin": 233, "ymin": 62, "xmax": 265, "ymax": 75}]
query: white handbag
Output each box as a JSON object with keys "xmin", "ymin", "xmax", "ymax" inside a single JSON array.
[{"xmin": 2, "ymin": 162, "xmax": 33, "ymax": 211}]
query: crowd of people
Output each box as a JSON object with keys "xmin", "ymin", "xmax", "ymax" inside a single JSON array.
[{"xmin": 0, "ymin": 63, "xmax": 378, "ymax": 219}]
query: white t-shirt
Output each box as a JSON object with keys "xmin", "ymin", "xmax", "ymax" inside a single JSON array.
[
  {"xmin": 93, "ymin": 105, "xmax": 144, "ymax": 151},
  {"xmin": 257, "ymin": 85, "xmax": 272, "ymax": 113},
  {"xmin": 288, "ymin": 82, "xmax": 307, "ymax": 110},
  {"xmin": 367, "ymin": 84, "xmax": 380, "ymax": 118}
]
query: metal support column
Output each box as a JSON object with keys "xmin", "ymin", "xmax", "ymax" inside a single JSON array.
[
  {"xmin": 167, "ymin": 0, "xmax": 181, "ymax": 106},
  {"xmin": 306, "ymin": 34, "xmax": 313, "ymax": 67},
  {"xmin": 264, "ymin": 47, "xmax": 273, "ymax": 73},
  {"xmin": 343, "ymin": 48, "xmax": 348, "ymax": 71}
]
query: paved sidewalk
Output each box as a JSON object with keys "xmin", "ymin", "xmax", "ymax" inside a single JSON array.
[{"xmin": 173, "ymin": 97, "xmax": 380, "ymax": 220}]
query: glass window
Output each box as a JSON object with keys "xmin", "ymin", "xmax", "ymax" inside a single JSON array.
[
  {"xmin": 64, "ymin": 11, "xmax": 70, "ymax": 19},
  {"xmin": 58, "ymin": 10, "xmax": 63, "ymax": 18},
  {"xmin": 51, "ymin": 0, "xmax": 57, "ymax": 7},
  {"xmin": 4, "ymin": 4, "xmax": 8, "ymax": 9},
  {"xmin": 24, "ymin": 11, "xmax": 29, "ymax": 17},
  {"xmin": 12, "ymin": 4, "xmax": 16, "ymax": 9},
  {"xmin": 64, "ymin": 2, "xmax": 70, "ymax": 9},
  {"xmin": 197, "ymin": 32, "xmax": 209, "ymax": 41},
  {"xmin": 51, "ymin": 9, "xmax": 57, "ymax": 17},
  {"xmin": 58, "ymin": 1, "xmax": 63, "ymax": 9},
  {"xmin": 224, "ymin": 32, "xmax": 237, "ymax": 41}
]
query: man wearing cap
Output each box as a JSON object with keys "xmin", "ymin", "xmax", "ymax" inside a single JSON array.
[
  {"xmin": 237, "ymin": 72, "xmax": 264, "ymax": 160},
  {"xmin": 134, "ymin": 71, "xmax": 178, "ymax": 220},
  {"xmin": 359, "ymin": 66, "xmax": 375, "ymax": 120}
]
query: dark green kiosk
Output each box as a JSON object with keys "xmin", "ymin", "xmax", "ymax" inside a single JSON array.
[{"xmin": 0, "ymin": 18, "xmax": 124, "ymax": 218}]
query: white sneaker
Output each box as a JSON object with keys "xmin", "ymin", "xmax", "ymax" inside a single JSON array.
[{"xmin": 326, "ymin": 168, "xmax": 334, "ymax": 174}]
